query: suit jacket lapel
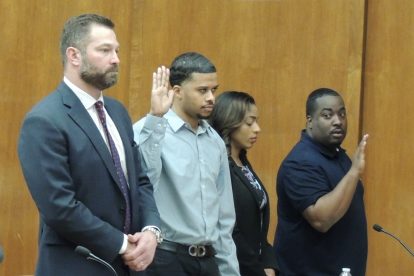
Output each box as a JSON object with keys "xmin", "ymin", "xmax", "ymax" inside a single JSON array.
[
  {"xmin": 59, "ymin": 83, "xmax": 121, "ymax": 187},
  {"xmin": 231, "ymin": 157, "xmax": 271, "ymax": 238},
  {"xmin": 230, "ymin": 158, "xmax": 263, "ymax": 209}
]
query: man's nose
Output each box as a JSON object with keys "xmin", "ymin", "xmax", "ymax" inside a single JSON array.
[
  {"xmin": 205, "ymin": 90, "xmax": 215, "ymax": 101},
  {"xmin": 111, "ymin": 51, "xmax": 120, "ymax": 64},
  {"xmin": 332, "ymin": 114, "xmax": 342, "ymax": 125}
]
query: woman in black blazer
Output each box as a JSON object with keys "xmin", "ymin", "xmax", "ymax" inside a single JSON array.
[{"xmin": 210, "ymin": 91, "xmax": 278, "ymax": 276}]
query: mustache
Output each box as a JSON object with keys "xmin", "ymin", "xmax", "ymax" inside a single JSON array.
[
  {"xmin": 330, "ymin": 127, "xmax": 345, "ymax": 134},
  {"xmin": 107, "ymin": 65, "xmax": 119, "ymax": 73}
]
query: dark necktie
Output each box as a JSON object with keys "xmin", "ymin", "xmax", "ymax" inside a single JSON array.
[{"xmin": 95, "ymin": 101, "xmax": 131, "ymax": 233}]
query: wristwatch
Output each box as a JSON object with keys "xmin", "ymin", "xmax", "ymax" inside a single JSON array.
[{"xmin": 144, "ymin": 227, "xmax": 163, "ymax": 244}]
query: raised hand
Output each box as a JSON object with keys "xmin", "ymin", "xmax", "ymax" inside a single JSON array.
[
  {"xmin": 264, "ymin": 268, "xmax": 276, "ymax": 276},
  {"xmin": 351, "ymin": 134, "xmax": 369, "ymax": 175},
  {"xmin": 150, "ymin": 66, "xmax": 174, "ymax": 117}
]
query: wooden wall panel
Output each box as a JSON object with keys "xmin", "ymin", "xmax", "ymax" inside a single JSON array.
[
  {"xmin": 363, "ymin": 0, "xmax": 414, "ymax": 274},
  {"xmin": 1, "ymin": 0, "xmax": 369, "ymax": 275}
]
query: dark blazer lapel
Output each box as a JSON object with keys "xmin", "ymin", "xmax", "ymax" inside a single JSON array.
[
  {"xmin": 230, "ymin": 158, "xmax": 263, "ymax": 209},
  {"xmin": 231, "ymin": 156, "xmax": 271, "ymax": 237},
  {"xmin": 241, "ymin": 156, "xmax": 271, "ymax": 236},
  {"xmin": 58, "ymin": 83, "xmax": 120, "ymax": 186}
]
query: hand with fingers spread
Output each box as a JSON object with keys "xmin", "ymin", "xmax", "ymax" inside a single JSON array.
[
  {"xmin": 121, "ymin": 231, "xmax": 157, "ymax": 271},
  {"xmin": 150, "ymin": 66, "xmax": 174, "ymax": 117},
  {"xmin": 351, "ymin": 134, "xmax": 369, "ymax": 175}
]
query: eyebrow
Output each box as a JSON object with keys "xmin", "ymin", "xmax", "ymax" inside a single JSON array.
[
  {"xmin": 196, "ymin": 85, "xmax": 219, "ymax": 89},
  {"xmin": 320, "ymin": 107, "xmax": 346, "ymax": 112},
  {"xmin": 97, "ymin": 43, "xmax": 119, "ymax": 48}
]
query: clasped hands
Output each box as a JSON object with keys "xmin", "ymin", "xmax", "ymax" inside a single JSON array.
[{"xmin": 121, "ymin": 230, "xmax": 158, "ymax": 271}]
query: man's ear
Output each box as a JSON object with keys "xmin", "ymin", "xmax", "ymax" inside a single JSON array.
[
  {"xmin": 306, "ymin": 115, "xmax": 312, "ymax": 128},
  {"xmin": 172, "ymin": 85, "xmax": 182, "ymax": 99},
  {"xmin": 66, "ymin": 47, "xmax": 81, "ymax": 66}
]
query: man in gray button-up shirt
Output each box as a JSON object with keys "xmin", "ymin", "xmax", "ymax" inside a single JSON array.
[{"xmin": 133, "ymin": 52, "xmax": 240, "ymax": 276}]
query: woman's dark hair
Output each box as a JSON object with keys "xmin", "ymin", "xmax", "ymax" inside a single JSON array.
[{"xmin": 209, "ymin": 91, "xmax": 256, "ymax": 155}]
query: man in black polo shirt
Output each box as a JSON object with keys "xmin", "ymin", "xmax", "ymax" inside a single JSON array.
[{"xmin": 274, "ymin": 88, "xmax": 369, "ymax": 276}]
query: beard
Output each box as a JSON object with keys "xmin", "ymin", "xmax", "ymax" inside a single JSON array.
[{"xmin": 80, "ymin": 59, "xmax": 119, "ymax": 90}]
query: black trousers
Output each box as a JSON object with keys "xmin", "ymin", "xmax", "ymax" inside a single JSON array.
[{"xmin": 146, "ymin": 248, "xmax": 220, "ymax": 276}]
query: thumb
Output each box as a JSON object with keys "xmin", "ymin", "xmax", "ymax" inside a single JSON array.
[{"xmin": 128, "ymin": 233, "xmax": 142, "ymax": 243}]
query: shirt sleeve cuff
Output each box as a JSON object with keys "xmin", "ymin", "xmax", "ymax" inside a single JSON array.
[{"xmin": 119, "ymin": 234, "xmax": 128, "ymax": 254}]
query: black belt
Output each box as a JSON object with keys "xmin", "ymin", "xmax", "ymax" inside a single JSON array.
[{"xmin": 158, "ymin": 240, "xmax": 216, "ymax": 258}]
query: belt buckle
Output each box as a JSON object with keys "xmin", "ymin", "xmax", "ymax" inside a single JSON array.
[{"xmin": 188, "ymin": 245, "xmax": 206, "ymax": 257}]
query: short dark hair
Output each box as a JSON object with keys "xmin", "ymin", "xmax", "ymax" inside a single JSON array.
[
  {"xmin": 60, "ymin": 14, "xmax": 114, "ymax": 66},
  {"xmin": 306, "ymin": 88, "xmax": 341, "ymax": 117},
  {"xmin": 169, "ymin": 52, "xmax": 216, "ymax": 86},
  {"xmin": 209, "ymin": 91, "xmax": 256, "ymax": 155}
]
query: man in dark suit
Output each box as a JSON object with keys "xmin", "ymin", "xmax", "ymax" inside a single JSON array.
[{"xmin": 18, "ymin": 14, "xmax": 161, "ymax": 275}]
